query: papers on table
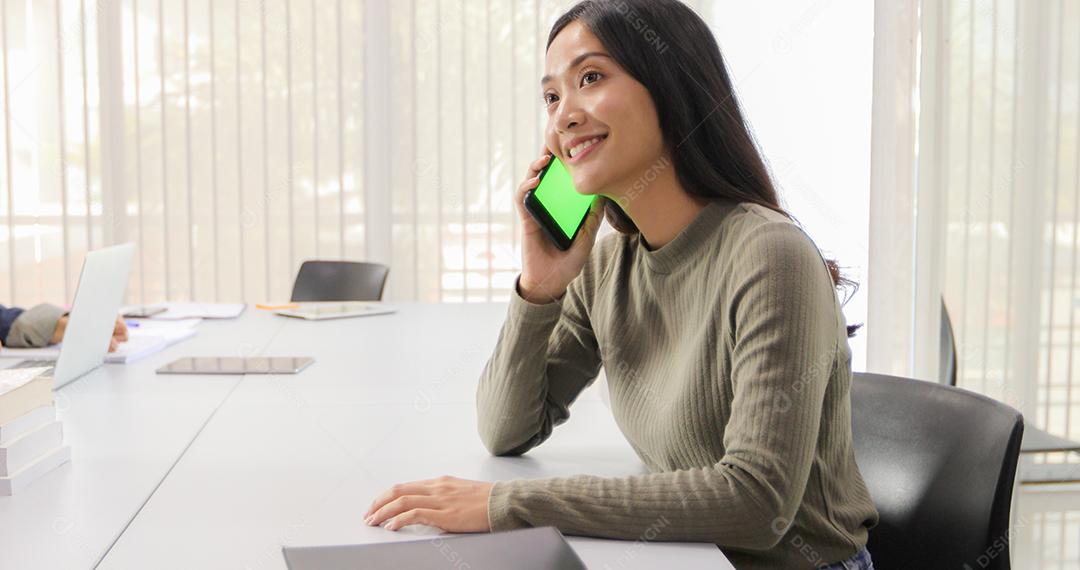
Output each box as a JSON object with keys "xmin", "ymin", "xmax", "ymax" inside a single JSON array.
[{"xmin": 105, "ymin": 318, "xmax": 201, "ymax": 364}]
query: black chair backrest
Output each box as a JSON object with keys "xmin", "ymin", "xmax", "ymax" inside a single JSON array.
[
  {"xmin": 940, "ymin": 298, "xmax": 958, "ymax": 386},
  {"xmin": 851, "ymin": 372, "xmax": 1023, "ymax": 570},
  {"xmin": 290, "ymin": 261, "xmax": 389, "ymax": 302}
]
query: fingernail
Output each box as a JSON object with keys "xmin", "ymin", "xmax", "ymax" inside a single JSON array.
[{"xmin": 364, "ymin": 515, "xmax": 373, "ymax": 525}]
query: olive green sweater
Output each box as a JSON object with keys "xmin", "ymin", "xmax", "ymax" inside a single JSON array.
[{"xmin": 476, "ymin": 199, "xmax": 878, "ymax": 570}]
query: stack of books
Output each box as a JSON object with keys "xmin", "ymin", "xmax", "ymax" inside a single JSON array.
[{"xmin": 0, "ymin": 367, "xmax": 70, "ymax": 495}]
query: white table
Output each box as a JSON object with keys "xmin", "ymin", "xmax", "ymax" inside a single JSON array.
[
  {"xmin": 0, "ymin": 303, "xmax": 733, "ymax": 569},
  {"xmin": 0, "ymin": 309, "xmax": 287, "ymax": 569}
]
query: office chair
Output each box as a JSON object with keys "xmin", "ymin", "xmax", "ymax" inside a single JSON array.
[
  {"xmin": 851, "ymin": 372, "xmax": 1024, "ymax": 570},
  {"xmin": 289, "ymin": 261, "xmax": 390, "ymax": 302},
  {"xmin": 939, "ymin": 299, "xmax": 958, "ymax": 387},
  {"xmin": 939, "ymin": 299, "xmax": 1080, "ymax": 482}
]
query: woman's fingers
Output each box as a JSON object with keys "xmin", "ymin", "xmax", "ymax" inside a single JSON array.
[
  {"xmin": 518, "ymin": 154, "xmax": 550, "ymax": 196},
  {"xmin": 523, "ymin": 151, "xmax": 551, "ymax": 178},
  {"xmin": 363, "ymin": 481, "xmax": 433, "ymax": 519},
  {"xmin": 515, "ymin": 153, "xmax": 551, "ymax": 227},
  {"xmin": 365, "ymin": 494, "xmax": 439, "ymax": 527},
  {"xmin": 384, "ymin": 508, "xmax": 440, "ymax": 532},
  {"xmin": 515, "ymin": 179, "xmax": 541, "ymax": 225}
]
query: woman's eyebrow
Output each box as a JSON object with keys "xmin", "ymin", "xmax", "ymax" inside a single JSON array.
[{"xmin": 540, "ymin": 52, "xmax": 612, "ymax": 86}]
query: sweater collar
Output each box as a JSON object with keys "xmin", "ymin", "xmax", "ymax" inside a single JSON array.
[{"xmin": 637, "ymin": 199, "xmax": 739, "ymax": 274}]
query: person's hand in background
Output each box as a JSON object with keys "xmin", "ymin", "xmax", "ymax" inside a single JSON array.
[
  {"xmin": 50, "ymin": 315, "xmax": 129, "ymax": 352},
  {"xmin": 49, "ymin": 315, "xmax": 66, "ymax": 346},
  {"xmin": 109, "ymin": 316, "xmax": 129, "ymax": 351}
]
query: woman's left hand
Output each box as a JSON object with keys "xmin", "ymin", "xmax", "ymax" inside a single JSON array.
[{"xmin": 363, "ymin": 476, "xmax": 494, "ymax": 533}]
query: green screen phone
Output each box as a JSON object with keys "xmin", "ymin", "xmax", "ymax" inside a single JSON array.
[{"xmin": 523, "ymin": 155, "xmax": 597, "ymax": 251}]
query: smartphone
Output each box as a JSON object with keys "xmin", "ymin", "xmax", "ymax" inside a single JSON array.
[{"xmin": 523, "ymin": 155, "xmax": 597, "ymax": 251}]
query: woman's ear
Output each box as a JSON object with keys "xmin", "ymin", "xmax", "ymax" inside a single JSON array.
[{"xmin": 603, "ymin": 198, "xmax": 638, "ymax": 234}]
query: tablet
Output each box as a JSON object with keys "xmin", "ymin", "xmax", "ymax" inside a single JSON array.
[
  {"xmin": 275, "ymin": 302, "xmax": 396, "ymax": 321},
  {"xmin": 156, "ymin": 357, "xmax": 314, "ymax": 375}
]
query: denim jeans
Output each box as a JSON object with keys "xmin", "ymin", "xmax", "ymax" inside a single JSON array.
[{"xmin": 817, "ymin": 547, "xmax": 875, "ymax": 570}]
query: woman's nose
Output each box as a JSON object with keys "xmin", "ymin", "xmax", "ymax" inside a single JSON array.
[{"xmin": 554, "ymin": 99, "xmax": 585, "ymax": 132}]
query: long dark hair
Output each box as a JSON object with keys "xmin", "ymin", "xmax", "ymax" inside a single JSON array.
[{"xmin": 548, "ymin": 0, "xmax": 860, "ymax": 336}]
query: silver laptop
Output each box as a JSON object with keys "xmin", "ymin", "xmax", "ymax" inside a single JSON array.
[
  {"xmin": 14, "ymin": 244, "xmax": 135, "ymax": 388},
  {"xmin": 282, "ymin": 527, "xmax": 587, "ymax": 570}
]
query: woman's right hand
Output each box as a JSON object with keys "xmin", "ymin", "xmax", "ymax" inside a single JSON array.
[{"xmin": 515, "ymin": 151, "xmax": 605, "ymax": 304}]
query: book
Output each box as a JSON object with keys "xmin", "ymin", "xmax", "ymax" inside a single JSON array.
[
  {"xmin": 0, "ymin": 370, "xmax": 53, "ymax": 426},
  {"xmin": 0, "ymin": 421, "xmax": 64, "ymax": 477},
  {"xmin": 0, "ymin": 445, "xmax": 71, "ymax": 496},
  {"xmin": 0, "ymin": 406, "xmax": 55, "ymax": 446}
]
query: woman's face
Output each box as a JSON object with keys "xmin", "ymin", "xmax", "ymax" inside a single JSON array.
[{"xmin": 543, "ymin": 21, "xmax": 666, "ymax": 198}]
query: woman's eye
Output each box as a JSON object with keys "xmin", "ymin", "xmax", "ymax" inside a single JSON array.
[
  {"xmin": 582, "ymin": 71, "xmax": 602, "ymax": 85},
  {"xmin": 543, "ymin": 93, "xmax": 558, "ymax": 106}
]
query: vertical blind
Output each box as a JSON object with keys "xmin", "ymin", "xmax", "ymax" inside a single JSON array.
[
  {"xmin": 1, "ymin": 0, "xmax": 868, "ymax": 315},
  {"xmin": 925, "ymin": 1, "xmax": 1077, "ymax": 566},
  {"xmin": 930, "ymin": 0, "xmax": 1080, "ymax": 453},
  {"xmin": 1, "ymin": 0, "xmax": 874, "ymax": 318},
  {"xmin": 1, "ymin": 0, "xmax": 626, "ymax": 307}
]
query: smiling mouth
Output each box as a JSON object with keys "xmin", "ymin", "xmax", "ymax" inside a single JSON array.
[{"xmin": 568, "ymin": 134, "xmax": 608, "ymax": 160}]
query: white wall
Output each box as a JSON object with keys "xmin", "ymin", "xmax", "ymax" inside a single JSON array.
[{"xmin": 704, "ymin": 0, "xmax": 874, "ymax": 370}]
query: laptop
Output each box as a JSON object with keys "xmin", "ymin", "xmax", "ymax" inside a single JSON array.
[
  {"xmin": 11, "ymin": 243, "xmax": 135, "ymax": 388},
  {"xmin": 281, "ymin": 527, "xmax": 587, "ymax": 570}
]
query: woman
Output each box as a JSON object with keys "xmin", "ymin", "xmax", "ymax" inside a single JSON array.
[{"xmin": 363, "ymin": 1, "xmax": 878, "ymax": 568}]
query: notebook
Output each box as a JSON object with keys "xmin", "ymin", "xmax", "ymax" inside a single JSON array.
[{"xmin": 282, "ymin": 527, "xmax": 587, "ymax": 570}]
